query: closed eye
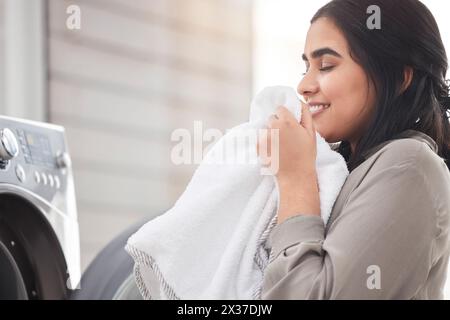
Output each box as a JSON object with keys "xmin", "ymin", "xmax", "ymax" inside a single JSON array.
[
  {"xmin": 302, "ymin": 65, "xmax": 334, "ymax": 76},
  {"xmin": 320, "ymin": 66, "xmax": 334, "ymax": 72}
]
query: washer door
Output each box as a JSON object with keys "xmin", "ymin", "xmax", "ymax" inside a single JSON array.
[
  {"xmin": 0, "ymin": 193, "xmax": 69, "ymax": 300},
  {"xmin": 0, "ymin": 241, "xmax": 27, "ymax": 299}
]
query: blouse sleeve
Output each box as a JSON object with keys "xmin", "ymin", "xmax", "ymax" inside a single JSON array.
[{"xmin": 261, "ymin": 144, "xmax": 441, "ymax": 299}]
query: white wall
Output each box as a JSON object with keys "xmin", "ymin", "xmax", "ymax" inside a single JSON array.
[
  {"xmin": 253, "ymin": 0, "xmax": 450, "ymax": 299},
  {"xmin": 253, "ymin": 0, "xmax": 330, "ymax": 95},
  {"xmin": 2, "ymin": 0, "xmax": 46, "ymax": 121}
]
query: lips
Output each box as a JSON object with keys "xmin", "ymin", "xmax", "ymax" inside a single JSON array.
[{"xmin": 308, "ymin": 104, "xmax": 330, "ymax": 115}]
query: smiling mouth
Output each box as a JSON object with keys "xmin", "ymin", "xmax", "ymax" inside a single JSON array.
[{"xmin": 309, "ymin": 104, "xmax": 331, "ymax": 115}]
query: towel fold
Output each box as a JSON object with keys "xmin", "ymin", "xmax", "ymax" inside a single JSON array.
[{"xmin": 125, "ymin": 86, "xmax": 349, "ymax": 300}]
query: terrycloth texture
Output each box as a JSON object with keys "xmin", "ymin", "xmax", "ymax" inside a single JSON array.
[{"xmin": 125, "ymin": 86, "xmax": 349, "ymax": 300}]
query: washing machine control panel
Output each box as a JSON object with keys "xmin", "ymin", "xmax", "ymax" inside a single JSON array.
[{"xmin": 0, "ymin": 116, "xmax": 73, "ymax": 204}]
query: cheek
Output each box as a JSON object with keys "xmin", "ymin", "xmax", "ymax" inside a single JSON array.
[
  {"xmin": 320, "ymin": 66, "xmax": 369, "ymax": 116},
  {"xmin": 319, "ymin": 72, "xmax": 345, "ymax": 103}
]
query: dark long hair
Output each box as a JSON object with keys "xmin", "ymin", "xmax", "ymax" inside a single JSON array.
[{"xmin": 312, "ymin": 0, "xmax": 450, "ymax": 172}]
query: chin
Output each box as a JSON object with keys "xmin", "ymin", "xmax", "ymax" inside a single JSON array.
[
  {"xmin": 316, "ymin": 129, "xmax": 339, "ymax": 144},
  {"xmin": 314, "ymin": 127, "xmax": 327, "ymax": 139}
]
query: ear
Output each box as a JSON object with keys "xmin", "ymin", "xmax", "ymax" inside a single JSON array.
[{"xmin": 400, "ymin": 66, "xmax": 414, "ymax": 93}]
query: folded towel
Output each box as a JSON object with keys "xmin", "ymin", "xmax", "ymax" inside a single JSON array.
[{"xmin": 125, "ymin": 86, "xmax": 349, "ymax": 300}]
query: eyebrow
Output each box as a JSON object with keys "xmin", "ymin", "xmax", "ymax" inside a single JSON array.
[{"xmin": 302, "ymin": 47, "xmax": 343, "ymax": 61}]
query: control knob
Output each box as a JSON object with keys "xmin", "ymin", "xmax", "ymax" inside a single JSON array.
[{"xmin": 0, "ymin": 128, "xmax": 19, "ymax": 167}]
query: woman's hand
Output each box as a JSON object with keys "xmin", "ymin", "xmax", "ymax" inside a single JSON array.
[
  {"xmin": 257, "ymin": 101, "xmax": 317, "ymax": 184},
  {"xmin": 257, "ymin": 101, "xmax": 321, "ymax": 223}
]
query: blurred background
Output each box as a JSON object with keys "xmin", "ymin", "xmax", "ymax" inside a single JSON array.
[
  {"xmin": 0, "ymin": 0, "xmax": 253, "ymax": 271},
  {"xmin": 0, "ymin": 0, "xmax": 449, "ymax": 297}
]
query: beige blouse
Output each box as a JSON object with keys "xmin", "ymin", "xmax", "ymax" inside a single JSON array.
[{"xmin": 261, "ymin": 130, "xmax": 450, "ymax": 299}]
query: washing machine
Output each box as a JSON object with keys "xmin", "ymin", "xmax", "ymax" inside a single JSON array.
[{"xmin": 0, "ymin": 115, "xmax": 80, "ymax": 300}]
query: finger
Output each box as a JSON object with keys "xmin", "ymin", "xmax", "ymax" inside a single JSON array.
[
  {"xmin": 300, "ymin": 100, "xmax": 315, "ymax": 135},
  {"xmin": 275, "ymin": 106, "xmax": 291, "ymax": 120}
]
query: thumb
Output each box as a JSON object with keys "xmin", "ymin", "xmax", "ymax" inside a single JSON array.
[{"xmin": 300, "ymin": 100, "xmax": 315, "ymax": 135}]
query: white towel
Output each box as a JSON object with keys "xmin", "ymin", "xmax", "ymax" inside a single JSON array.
[{"xmin": 125, "ymin": 86, "xmax": 349, "ymax": 300}]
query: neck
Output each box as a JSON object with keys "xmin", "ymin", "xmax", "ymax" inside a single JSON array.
[{"xmin": 350, "ymin": 142, "xmax": 355, "ymax": 155}]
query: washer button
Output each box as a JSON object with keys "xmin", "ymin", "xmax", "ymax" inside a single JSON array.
[
  {"xmin": 34, "ymin": 171, "xmax": 40, "ymax": 184},
  {"xmin": 41, "ymin": 172, "xmax": 47, "ymax": 185},
  {"xmin": 15, "ymin": 165, "xmax": 26, "ymax": 183},
  {"xmin": 48, "ymin": 174, "xmax": 54, "ymax": 187},
  {"xmin": 54, "ymin": 175, "xmax": 60, "ymax": 189}
]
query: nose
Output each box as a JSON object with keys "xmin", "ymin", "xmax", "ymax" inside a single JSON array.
[{"xmin": 297, "ymin": 74, "xmax": 320, "ymax": 101}]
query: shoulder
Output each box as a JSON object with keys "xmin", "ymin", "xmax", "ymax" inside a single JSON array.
[
  {"xmin": 350, "ymin": 137, "xmax": 448, "ymax": 197},
  {"xmin": 362, "ymin": 138, "xmax": 450, "ymax": 207},
  {"xmin": 377, "ymin": 138, "xmax": 450, "ymax": 245},
  {"xmin": 373, "ymin": 138, "xmax": 445, "ymax": 173}
]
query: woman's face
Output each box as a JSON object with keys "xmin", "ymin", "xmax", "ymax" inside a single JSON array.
[{"xmin": 298, "ymin": 17, "xmax": 376, "ymax": 149}]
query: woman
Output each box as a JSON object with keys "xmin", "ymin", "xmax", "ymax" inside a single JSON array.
[{"xmin": 259, "ymin": 0, "xmax": 450, "ymax": 299}]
